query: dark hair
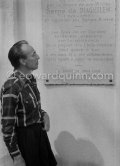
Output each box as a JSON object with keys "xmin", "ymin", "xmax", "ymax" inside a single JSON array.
[{"xmin": 8, "ymin": 40, "xmax": 29, "ymax": 69}]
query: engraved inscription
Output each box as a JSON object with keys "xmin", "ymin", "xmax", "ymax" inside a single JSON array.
[{"xmin": 42, "ymin": 0, "xmax": 115, "ymax": 84}]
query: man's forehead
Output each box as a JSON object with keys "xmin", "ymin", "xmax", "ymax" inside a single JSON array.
[{"xmin": 21, "ymin": 44, "xmax": 34, "ymax": 54}]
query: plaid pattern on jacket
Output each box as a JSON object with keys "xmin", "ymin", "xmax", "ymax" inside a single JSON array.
[{"xmin": 0, "ymin": 70, "xmax": 45, "ymax": 158}]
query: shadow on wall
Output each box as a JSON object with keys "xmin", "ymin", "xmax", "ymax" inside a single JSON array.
[{"xmin": 54, "ymin": 131, "xmax": 104, "ymax": 166}]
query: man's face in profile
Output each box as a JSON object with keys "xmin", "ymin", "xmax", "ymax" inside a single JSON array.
[{"xmin": 21, "ymin": 44, "xmax": 40, "ymax": 71}]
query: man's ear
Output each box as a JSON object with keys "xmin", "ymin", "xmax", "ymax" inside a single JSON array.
[{"xmin": 19, "ymin": 58, "xmax": 26, "ymax": 66}]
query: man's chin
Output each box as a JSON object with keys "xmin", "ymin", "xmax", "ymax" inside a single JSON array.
[
  {"xmin": 30, "ymin": 65, "xmax": 39, "ymax": 71},
  {"xmin": 34, "ymin": 65, "xmax": 39, "ymax": 70}
]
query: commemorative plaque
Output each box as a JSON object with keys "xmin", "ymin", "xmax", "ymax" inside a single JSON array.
[{"xmin": 41, "ymin": 0, "xmax": 115, "ymax": 85}]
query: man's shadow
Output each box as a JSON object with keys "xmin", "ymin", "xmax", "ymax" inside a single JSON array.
[{"xmin": 54, "ymin": 131, "xmax": 104, "ymax": 166}]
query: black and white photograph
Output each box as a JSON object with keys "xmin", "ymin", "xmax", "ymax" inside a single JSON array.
[{"xmin": 0, "ymin": 0, "xmax": 119, "ymax": 166}]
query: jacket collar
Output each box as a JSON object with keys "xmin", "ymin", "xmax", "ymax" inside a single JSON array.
[{"xmin": 13, "ymin": 70, "xmax": 35, "ymax": 85}]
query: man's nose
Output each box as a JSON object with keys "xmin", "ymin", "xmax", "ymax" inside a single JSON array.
[{"xmin": 36, "ymin": 54, "xmax": 40, "ymax": 60}]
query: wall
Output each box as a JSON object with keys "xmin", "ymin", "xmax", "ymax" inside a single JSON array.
[{"xmin": 0, "ymin": 0, "xmax": 119, "ymax": 166}]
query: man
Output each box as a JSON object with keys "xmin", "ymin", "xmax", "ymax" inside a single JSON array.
[{"xmin": 0, "ymin": 40, "xmax": 57, "ymax": 166}]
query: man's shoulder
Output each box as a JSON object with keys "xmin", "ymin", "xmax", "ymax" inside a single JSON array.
[
  {"xmin": 2, "ymin": 75, "xmax": 22, "ymax": 91},
  {"xmin": 3, "ymin": 77, "xmax": 17, "ymax": 88}
]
